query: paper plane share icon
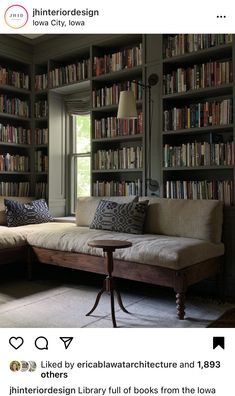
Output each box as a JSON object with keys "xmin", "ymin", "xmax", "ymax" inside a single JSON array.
[{"xmin": 60, "ymin": 337, "xmax": 74, "ymax": 349}]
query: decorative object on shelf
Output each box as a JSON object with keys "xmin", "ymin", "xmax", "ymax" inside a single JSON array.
[{"xmin": 117, "ymin": 73, "xmax": 159, "ymax": 192}]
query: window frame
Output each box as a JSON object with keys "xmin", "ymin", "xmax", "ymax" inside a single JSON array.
[{"xmin": 69, "ymin": 113, "xmax": 91, "ymax": 214}]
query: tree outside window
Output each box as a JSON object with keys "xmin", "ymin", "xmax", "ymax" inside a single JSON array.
[{"xmin": 70, "ymin": 113, "xmax": 91, "ymax": 212}]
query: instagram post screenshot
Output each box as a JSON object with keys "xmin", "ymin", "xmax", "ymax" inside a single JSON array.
[{"xmin": 0, "ymin": 0, "xmax": 234, "ymax": 395}]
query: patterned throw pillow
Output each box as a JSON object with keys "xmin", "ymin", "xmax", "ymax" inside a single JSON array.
[
  {"xmin": 90, "ymin": 200, "xmax": 149, "ymax": 234},
  {"xmin": 4, "ymin": 198, "xmax": 53, "ymax": 227}
]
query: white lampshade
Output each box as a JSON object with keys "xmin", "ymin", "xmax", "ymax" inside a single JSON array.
[{"xmin": 117, "ymin": 90, "xmax": 138, "ymax": 119}]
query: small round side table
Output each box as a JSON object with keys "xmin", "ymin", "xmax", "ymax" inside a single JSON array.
[{"xmin": 86, "ymin": 239, "xmax": 132, "ymax": 328}]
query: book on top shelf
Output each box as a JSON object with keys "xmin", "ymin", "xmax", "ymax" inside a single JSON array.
[
  {"xmin": 93, "ymin": 43, "xmax": 142, "ymax": 76},
  {"xmin": 163, "ymin": 34, "xmax": 232, "ymax": 58}
]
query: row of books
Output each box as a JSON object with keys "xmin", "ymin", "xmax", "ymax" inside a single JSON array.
[
  {"xmin": 165, "ymin": 180, "xmax": 234, "ymax": 205},
  {"xmin": 0, "ymin": 154, "xmax": 29, "ymax": 172},
  {"xmin": 0, "ymin": 95, "xmax": 29, "ymax": 118},
  {"xmin": 93, "ymin": 44, "xmax": 142, "ymax": 76},
  {"xmin": 93, "ymin": 147, "xmax": 143, "ymax": 170},
  {"xmin": 92, "ymin": 81, "xmax": 142, "ymax": 108},
  {"xmin": 0, "ymin": 182, "xmax": 30, "ymax": 197},
  {"xmin": 35, "ymin": 100, "xmax": 48, "ymax": 118},
  {"xmin": 35, "ymin": 128, "xmax": 48, "ymax": 145},
  {"xmin": 93, "ymin": 179, "xmax": 142, "ymax": 197},
  {"xmin": 94, "ymin": 113, "xmax": 143, "ymax": 139},
  {"xmin": 163, "ymin": 99, "xmax": 233, "ymax": 131},
  {"xmin": 163, "ymin": 34, "xmax": 232, "ymax": 58},
  {"xmin": 0, "ymin": 123, "xmax": 31, "ymax": 144},
  {"xmin": 35, "ymin": 73, "xmax": 48, "ymax": 91},
  {"xmin": 163, "ymin": 141, "xmax": 234, "ymax": 167},
  {"xmin": 35, "ymin": 182, "xmax": 48, "ymax": 199},
  {"xmin": 163, "ymin": 60, "xmax": 233, "ymax": 95},
  {"xmin": 35, "ymin": 151, "xmax": 49, "ymax": 172},
  {"xmin": 0, "ymin": 66, "xmax": 29, "ymax": 90},
  {"xmin": 49, "ymin": 59, "xmax": 90, "ymax": 88}
]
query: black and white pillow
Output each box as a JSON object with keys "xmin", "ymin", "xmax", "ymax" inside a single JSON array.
[
  {"xmin": 4, "ymin": 198, "xmax": 53, "ymax": 227},
  {"xmin": 90, "ymin": 200, "xmax": 149, "ymax": 234}
]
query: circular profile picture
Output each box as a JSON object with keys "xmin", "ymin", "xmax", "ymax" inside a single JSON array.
[
  {"xmin": 20, "ymin": 361, "xmax": 29, "ymax": 372},
  {"xmin": 28, "ymin": 361, "xmax": 37, "ymax": 372},
  {"xmin": 10, "ymin": 360, "xmax": 21, "ymax": 372},
  {"xmin": 4, "ymin": 5, "xmax": 29, "ymax": 29}
]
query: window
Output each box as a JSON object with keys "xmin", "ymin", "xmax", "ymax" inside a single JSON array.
[{"xmin": 70, "ymin": 113, "xmax": 91, "ymax": 213}]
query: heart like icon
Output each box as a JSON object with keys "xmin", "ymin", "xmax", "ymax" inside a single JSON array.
[{"xmin": 9, "ymin": 337, "xmax": 24, "ymax": 350}]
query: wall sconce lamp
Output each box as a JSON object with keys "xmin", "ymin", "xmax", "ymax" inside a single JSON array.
[{"xmin": 117, "ymin": 73, "xmax": 159, "ymax": 193}]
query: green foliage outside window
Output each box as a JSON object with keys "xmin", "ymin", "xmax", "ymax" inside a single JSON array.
[{"xmin": 75, "ymin": 114, "xmax": 91, "ymax": 197}]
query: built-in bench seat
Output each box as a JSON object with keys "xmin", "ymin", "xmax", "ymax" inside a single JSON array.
[{"xmin": 0, "ymin": 196, "xmax": 224, "ymax": 320}]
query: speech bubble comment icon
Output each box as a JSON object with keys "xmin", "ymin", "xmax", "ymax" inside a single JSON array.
[{"xmin": 35, "ymin": 336, "xmax": 48, "ymax": 350}]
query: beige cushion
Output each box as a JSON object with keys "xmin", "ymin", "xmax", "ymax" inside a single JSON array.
[
  {"xmin": 26, "ymin": 226, "xmax": 224, "ymax": 270},
  {"xmin": 76, "ymin": 196, "xmax": 138, "ymax": 227},
  {"xmin": 139, "ymin": 197, "xmax": 223, "ymax": 243},
  {"xmin": 0, "ymin": 197, "xmax": 34, "ymax": 226},
  {"xmin": 0, "ymin": 226, "xmax": 26, "ymax": 249},
  {"xmin": 0, "ymin": 222, "xmax": 73, "ymax": 249}
]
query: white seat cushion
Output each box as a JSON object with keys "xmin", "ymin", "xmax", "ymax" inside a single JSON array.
[
  {"xmin": 26, "ymin": 226, "xmax": 224, "ymax": 270},
  {"xmin": 0, "ymin": 226, "xmax": 26, "ymax": 249}
]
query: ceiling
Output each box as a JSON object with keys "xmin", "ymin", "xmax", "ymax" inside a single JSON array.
[{"xmin": 19, "ymin": 34, "xmax": 45, "ymax": 39}]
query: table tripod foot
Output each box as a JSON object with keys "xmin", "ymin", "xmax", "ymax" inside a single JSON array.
[
  {"xmin": 86, "ymin": 288, "xmax": 105, "ymax": 316},
  {"xmin": 115, "ymin": 289, "xmax": 130, "ymax": 314}
]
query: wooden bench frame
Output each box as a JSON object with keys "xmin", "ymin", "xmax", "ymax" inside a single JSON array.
[
  {"xmin": 28, "ymin": 246, "xmax": 224, "ymax": 320},
  {"xmin": 0, "ymin": 246, "xmax": 28, "ymax": 265}
]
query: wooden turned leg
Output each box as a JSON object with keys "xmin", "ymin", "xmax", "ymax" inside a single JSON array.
[{"xmin": 176, "ymin": 292, "xmax": 185, "ymax": 320}]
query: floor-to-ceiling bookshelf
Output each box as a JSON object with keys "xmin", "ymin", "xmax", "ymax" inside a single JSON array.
[
  {"xmin": 0, "ymin": 55, "xmax": 32, "ymax": 197},
  {"xmin": 161, "ymin": 34, "xmax": 235, "ymax": 297},
  {"xmin": 91, "ymin": 35, "xmax": 144, "ymax": 196},
  {"xmin": 162, "ymin": 34, "xmax": 234, "ymax": 206}
]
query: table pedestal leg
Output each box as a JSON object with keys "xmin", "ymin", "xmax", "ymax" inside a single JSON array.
[{"xmin": 86, "ymin": 248, "xmax": 130, "ymax": 327}]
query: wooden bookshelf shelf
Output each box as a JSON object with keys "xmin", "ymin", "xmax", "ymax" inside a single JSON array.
[
  {"xmin": 163, "ymin": 43, "xmax": 232, "ymax": 65},
  {"xmin": 162, "ymin": 84, "xmax": 233, "ymax": 100},
  {"xmin": 0, "ymin": 171, "xmax": 31, "ymax": 175},
  {"xmin": 0, "ymin": 142, "xmax": 30, "ymax": 148},
  {"xmin": 163, "ymin": 166, "xmax": 234, "ymax": 171},
  {"xmin": 92, "ymin": 134, "xmax": 143, "ymax": 143},
  {"xmin": 50, "ymin": 79, "xmax": 90, "ymax": 94},
  {"xmin": 0, "ymin": 84, "xmax": 30, "ymax": 95},
  {"xmin": 92, "ymin": 168, "xmax": 143, "ymax": 173},
  {"xmin": 0, "ymin": 112, "xmax": 30, "ymax": 121},
  {"xmin": 92, "ymin": 100, "xmax": 142, "ymax": 113},
  {"xmin": 92, "ymin": 66, "xmax": 142, "ymax": 82},
  {"xmin": 34, "ymin": 144, "xmax": 48, "ymax": 149},
  {"xmin": 163, "ymin": 124, "xmax": 234, "ymax": 135}
]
